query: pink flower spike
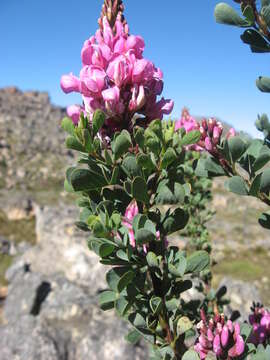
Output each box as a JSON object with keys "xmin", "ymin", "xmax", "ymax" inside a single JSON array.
[
  {"xmin": 67, "ymin": 105, "xmax": 83, "ymax": 125},
  {"xmin": 60, "ymin": 73, "xmax": 81, "ymax": 94}
]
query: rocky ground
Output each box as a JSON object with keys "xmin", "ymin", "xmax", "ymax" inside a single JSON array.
[{"xmin": 0, "ymin": 87, "xmax": 269, "ymax": 359}]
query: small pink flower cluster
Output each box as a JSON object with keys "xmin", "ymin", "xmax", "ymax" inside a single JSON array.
[
  {"xmin": 249, "ymin": 302, "xmax": 270, "ymax": 345},
  {"xmin": 175, "ymin": 108, "xmax": 236, "ymax": 155},
  {"xmin": 61, "ymin": 16, "xmax": 173, "ymax": 133},
  {"xmin": 194, "ymin": 310, "xmax": 245, "ymax": 359},
  {"xmin": 123, "ymin": 200, "xmax": 166, "ymax": 253}
]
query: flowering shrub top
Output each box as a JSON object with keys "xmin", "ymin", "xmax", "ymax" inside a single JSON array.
[{"xmin": 61, "ymin": 13, "xmax": 173, "ymax": 136}]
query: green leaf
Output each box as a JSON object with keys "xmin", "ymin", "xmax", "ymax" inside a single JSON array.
[
  {"xmin": 110, "ymin": 166, "xmax": 120, "ymax": 185},
  {"xmin": 180, "ymin": 130, "xmax": 201, "ymax": 146},
  {"xmin": 136, "ymin": 153, "xmax": 155, "ymax": 170},
  {"xmin": 256, "ymin": 76, "xmax": 270, "ymax": 93},
  {"xmin": 61, "ymin": 117, "xmax": 75, "ymax": 135},
  {"xmin": 104, "ymin": 149, "xmax": 113, "ymax": 165},
  {"xmin": 182, "ymin": 350, "xmax": 200, "ymax": 360},
  {"xmin": 162, "ymin": 208, "xmax": 189, "ymax": 235},
  {"xmin": 240, "ymin": 323, "xmax": 253, "ymax": 342},
  {"xmin": 259, "ymin": 211, "xmax": 270, "ymax": 229},
  {"xmin": 106, "ymin": 267, "xmax": 130, "ymax": 292},
  {"xmin": 204, "ymin": 157, "xmax": 225, "ymax": 176},
  {"xmin": 115, "ymin": 297, "xmax": 131, "ymax": 316},
  {"xmin": 241, "ymin": 29, "xmax": 270, "ymax": 53},
  {"xmin": 132, "ymin": 177, "xmax": 149, "ymax": 204},
  {"xmin": 249, "ymin": 174, "xmax": 262, "ymax": 197},
  {"xmin": 134, "ymin": 127, "xmax": 145, "ymax": 148},
  {"xmin": 228, "ymin": 136, "xmax": 247, "ymax": 162},
  {"xmin": 260, "ymin": 168, "xmax": 270, "ymax": 193},
  {"xmin": 146, "ymin": 252, "xmax": 159, "ymax": 267},
  {"xmin": 177, "ymin": 317, "xmax": 193, "ymax": 336},
  {"xmin": 82, "ymin": 129, "xmax": 93, "ymax": 152},
  {"xmin": 117, "ymin": 270, "xmax": 135, "ymax": 293},
  {"xmin": 125, "ymin": 329, "xmax": 141, "ymax": 345},
  {"xmin": 136, "ymin": 229, "xmax": 156, "ymax": 245},
  {"xmin": 66, "ymin": 136, "xmax": 85, "ymax": 152},
  {"xmin": 122, "ymin": 155, "xmax": 141, "ymax": 177},
  {"xmin": 128, "ymin": 312, "xmax": 155, "ymax": 344},
  {"xmin": 168, "ymin": 256, "xmax": 187, "ymax": 277},
  {"xmin": 148, "ymin": 119, "xmax": 163, "ymax": 140},
  {"xmin": 242, "ymin": 5, "xmax": 255, "ymax": 24},
  {"xmin": 262, "ymin": 5, "xmax": 270, "ymax": 28},
  {"xmin": 75, "ymin": 221, "xmax": 89, "ymax": 232},
  {"xmin": 186, "ymin": 251, "xmax": 210, "ymax": 274},
  {"xmin": 92, "ymin": 109, "xmax": 105, "ymax": 135},
  {"xmin": 214, "ymin": 3, "xmax": 249, "ymax": 27},
  {"xmin": 150, "ymin": 296, "xmax": 162, "ymax": 316},
  {"xmin": 99, "ymin": 243, "xmax": 115, "ymax": 258},
  {"xmin": 161, "ymin": 148, "xmax": 177, "ymax": 169},
  {"xmin": 116, "ymin": 249, "xmax": 129, "ymax": 262},
  {"xmin": 112, "ymin": 130, "xmax": 132, "ymax": 160},
  {"xmin": 155, "ymin": 181, "xmax": 185, "ymax": 205},
  {"xmin": 99, "ymin": 290, "xmax": 116, "ymax": 311},
  {"xmin": 225, "ymin": 176, "xmax": 248, "ymax": 196},
  {"xmin": 253, "ymin": 146, "xmax": 270, "ymax": 172},
  {"xmin": 71, "ymin": 169, "xmax": 107, "ymax": 191}
]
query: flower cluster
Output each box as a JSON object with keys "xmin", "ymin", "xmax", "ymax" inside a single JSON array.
[
  {"xmin": 175, "ymin": 108, "xmax": 236, "ymax": 155},
  {"xmin": 61, "ymin": 14, "xmax": 173, "ymax": 135},
  {"xmin": 194, "ymin": 310, "xmax": 245, "ymax": 359},
  {"xmin": 248, "ymin": 302, "xmax": 270, "ymax": 345}
]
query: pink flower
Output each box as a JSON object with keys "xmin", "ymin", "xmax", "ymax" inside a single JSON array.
[
  {"xmin": 60, "ymin": 73, "xmax": 81, "ymax": 94},
  {"xmin": 81, "ymin": 37, "xmax": 95, "ymax": 66},
  {"xmin": 102, "ymin": 86, "xmax": 125, "ymax": 116},
  {"xmin": 80, "ymin": 66, "xmax": 106, "ymax": 96},
  {"xmin": 67, "ymin": 105, "xmax": 84, "ymax": 125},
  {"xmin": 126, "ymin": 35, "xmax": 145, "ymax": 57},
  {"xmin": 107, "ymin": 55, "xmax": 131, "ymax": 87}
]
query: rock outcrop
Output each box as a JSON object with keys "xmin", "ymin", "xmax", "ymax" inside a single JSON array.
[{"xmin": 0, "ymin": 204, "xmax": 147, "ymax": 360}]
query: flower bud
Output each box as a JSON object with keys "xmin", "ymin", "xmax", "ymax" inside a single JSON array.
[
  {"xmin": 67, "ymin": 105, "xmax": 83, "ymax": 125},
  {"xmin": 204, "ymin": 137, "xmax": 213, "ymax": 152}
]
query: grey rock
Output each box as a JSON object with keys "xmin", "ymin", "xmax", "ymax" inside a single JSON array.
[
  {"xmin": 0, "ymin": 264, "xmax": 147, "ymax": 360},
  {"xmin": 220, "ymin": 277, "xmax": 261, "ymax": 321},
  {"xmin": 21, "ymin": 204, "xmax": 107, "ymax": 292}
]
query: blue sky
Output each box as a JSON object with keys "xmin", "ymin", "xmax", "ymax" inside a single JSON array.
[{"xmin": 0, "ymin": 0, "xmax": 269, "ymax": 136}]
